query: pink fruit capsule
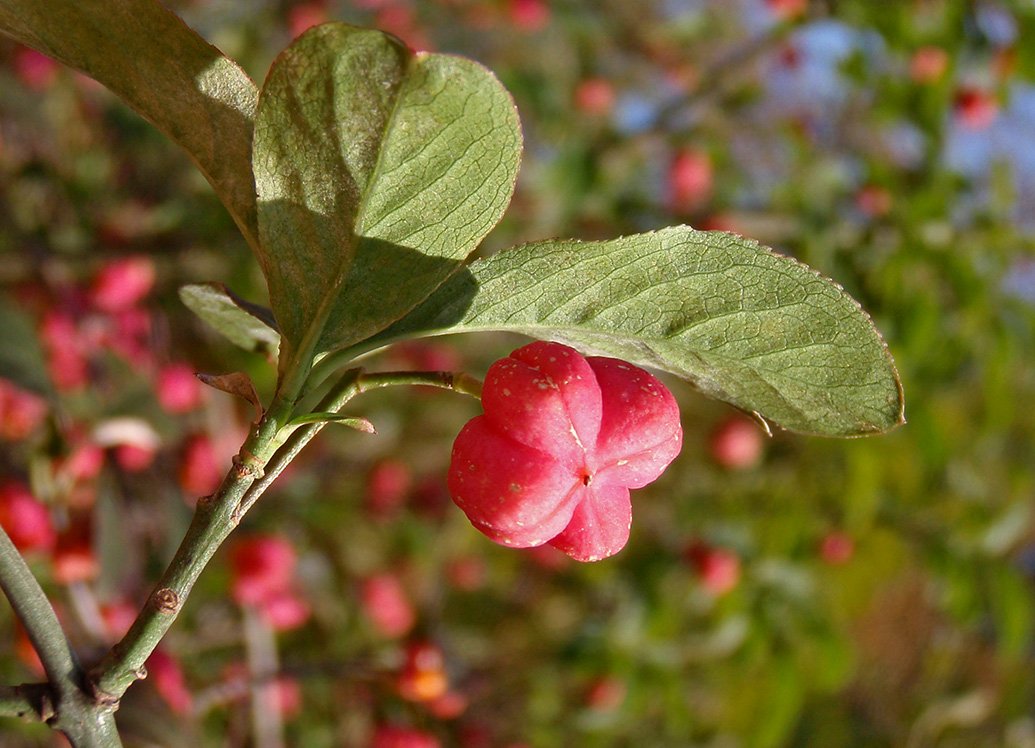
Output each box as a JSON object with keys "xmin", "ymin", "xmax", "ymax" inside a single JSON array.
[
  {"xmin": 574, "ymin": 78, "xmax": 616, "ymax": 116},
  {"xmin": 360, "ymin": 572, "xmax": 415, "ymax": 638},
  {"xmin": 178, "ymin": 434, "xmax": 223, "ymax": 497},
  {"xmin": 448, "ymin": 341, "xmax": 681, "ymax": 562},
  {"xmin": 765, "ymin": 0, "xmax": 807, "ymax": 20},
  {"xmin": 258, "ymin": 588, "xmax": 311, "ymax": 632},
  {"xmin": 13, "ymin": 47, "xmax": 58, "ymax": 91},
  {"xmin": 709, "ymin": 416, "xmax": 764, "ymax": 470},
  {"xmin": 686, "ymin": 543, "xmax": 741, "ymax": 595},
  {"xmin": 397, "ymin": 641, "xmax": 448, "ymax": 703},
  {"xmin": 668, "ymin": 148, "xmax": 713, "ymax": 212},
  {"xmin": 364, "ymin": 459, "xmax": 412, "ymax": 518},
  {"xmin": 146, "ymin": 648, "xmax": 193, "ymax": 715},
  {"xmin": 372, "ymin": 725, "xmax": 441, "ymax": 748},
  {"xmin": 954, "ymin": 87, "xmax": 999, "ymax": 130},
  {"xmin": 0, "ymin": 482, "xmax": 55, "ymax": 554},
  {"xmin": 508, "ymin": 0, "xmax": 549, "ymax": 30},
  {"xmin": 910, "ymin": 46, "xmax": 949, "ymax": 84},
  {"xmin": 269, "ymin": 676, "xmax": 303, "ymax": 719},
  {"xmin": 90, "ymin": 256, "xmax": 156, "ymax": 313},
  {"xmin": 156, "ymin": 363, "xmax": 203, "ymax": 413},
  {"xmin": 0, "ymin": 379, "xmax": 48, "ymax": 441},
  {"xmin": 819, "ymin": 531, "xmax": 855, "ymax": 565},
  {"xmin": 229, "ymin": 535, "xmax": 297, "ymax": 607}
]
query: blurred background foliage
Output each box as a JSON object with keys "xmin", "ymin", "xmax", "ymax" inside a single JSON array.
[{"xmin": 2, "ymin": 0, "xmax": 1035, "ymax": 746}]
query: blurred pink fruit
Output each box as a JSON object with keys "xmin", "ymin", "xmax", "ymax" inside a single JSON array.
[
  {"xmin": 13, "ymin": 47, "xmax": 58, "ymax": 90},
  {"xmin": 855, "ymin": 185, "xmax": 893, "ymax": 219},
  {"xmin": 372, "ymin": 725, "xmax": 441, "ymax": 748},
  {"xmin": 427, "ymin": 689, "xmax": 468, "ymax": 719},
  {"xmin": 709, "ymin": 416, "xmax": 764, "ymax": 470},
  {"xmin": 375, "ymin": 5, "xmax": 431, "ymax": 51},
  {"xmin": 446, "ymin": 555, "xmax": 487, "ymax": 591},
  {"xmin": 391, "ymin": 341, "xmax": 462, "ymax": 372},
  {"xmin": 156, "ymin": 364, "xmax": 203, "ymax": 413},
  {"xmin": 574, "ymin": 78, "xmax": 615, "ymax": 115},
  {"xmin": 364, "ymin": 459, "xmax": 412, "ymax": 518},
  {"xmin": 89, "ymin": 256, "xmax": 155, "ymax": 313},
  {"xmin": 146, "ymin": 648, "xmax": 193, "ymax": 715},
  {"xmin": 40, "ymin": 312, "xmax": 89, "ymax": 391},
  {"xmin": 287, "ymin": 2, "xmax": 328, "ymax": 37},
  {"xmin": 100, "ymin": 600, "xmax": 138, "ymax": 641},
  {"xmin": 687, "ymin": 544, "xmax": 741, "ymax": 595},
  {"xmin": 397, "ymin": 641, "xmax": 448, "ymax": 703},
  {"xmin": 820, "ymin": 531, "xmax": 855, "ymax": 565},
  {"xmin": 178, "ymin": 434, "xmax": 223, "ymax": 496},
  {"xmin": 585, "ymin": 675, "xmax": 627, "ymax": 712},
  {"xmin": 909, "ymin": 46, "xmax": 949, "ymax": 83},
  {"xmin": 229, "ymin": 535, "xmax": 297, "ymax": 607},
  {"xmin": 360, "ymin": 572, "xmax": 415, "ymax": 638},
  {"xmin": 954, "ymin": 87, "xmax": 998, "ymax": 130},
  {"xmin": 668, "ymin": 148, "xmax": 713, "ymax": 213},
  {"xmin": 269, "ymin": 676, "xmax": 303, "ymax": 719},
  {"xmin": 765, "ymin": 0, "xmax": 807, "ymax": 20},
  {"xmin": 52, "ymin": 522, "xmax": 99, "ymax": 584},
  {"xmin": 258, "ymin": 588, "xmax": 311, "ymax": 632},
  {"xmin": 59, "ymin": 441, "xmax": 105, "ymax": 483},
  {"xmin": 0, "ymin": 379, "xmax": 47, "ymax": 440},
  {"xmin": 508, "ymin": 0, "xmax": 549, "ymax": 30},
  {"xmin": 0, "ymin": 482, "xmax": 55, "ymax": 554},
  {"xmin": 114, "ymin": 443, "xmax": 156, "ymax": 472}
]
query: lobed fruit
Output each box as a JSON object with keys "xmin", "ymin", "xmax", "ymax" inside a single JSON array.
[{"xmin": 448, "ymin": 341, "xmax": 682, "ymax": 562}]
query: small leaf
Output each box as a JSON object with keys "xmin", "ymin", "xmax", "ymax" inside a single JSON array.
[
  {"xmin": 362, "ymin": 227, "xmax": 905, "ymax": 437},
  {"xmin": 253, "ymin": 23, "xmax": 521, "ymax": 369},
  {"xmin": 0, "ymin": 0, "xmax": 260, "ymax": 248},
  {"xmin": 197, "ymin": 372, "xmax": 263, "ymax": 422},
  {"xmin": 0, "ymin": 297, "xmax": 52, "ymax": 396},
  {"xmin": 287, "ymin": 412, "xmax": 377, "ymax": 434},
  {"xmin": 179, "ymin": 283, "xmax": 280, "ymax": 358}
]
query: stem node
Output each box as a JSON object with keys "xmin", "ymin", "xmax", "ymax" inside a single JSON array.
[
  {"xmin": 232, "ymin": 451, "xmax": 266, "ymax": 479},
  {"xmin": 91, "ymin": 686, "xmax": 120, "ymax": 712},
  {"xmin": 151, "ymin": 588, "xmax": 181, "ymax": 615}
]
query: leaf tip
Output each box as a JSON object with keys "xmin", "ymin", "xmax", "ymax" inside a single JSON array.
[
  {"xmin": 352, "ymin": 418, "xmax": 378, "ymax": 435},
  {"xmin": 197, "ymin": 371, "xmax": 264, "ymax": 422}
]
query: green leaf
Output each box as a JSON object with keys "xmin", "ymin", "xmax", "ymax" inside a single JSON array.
[
  {"xmin": 253, "ymin": 23, "xmax": 521, "ymax": 372},
  {"xmin": 363, "ymin": 227, "xmax": 905, "ymax": 436},
  {"xmin": 0, "ymin": 298, "xmax": 51, "ymax": 396},
  {"xmin": 287, "ymin": 413, "xmax": 376, "ymax": 433},
  {"xmin": 0, "ymin": 0, "xmax": 259, "ymax": 249},
  {"xmin": 179, "ymin": 283, "xmax": 280, "ymax": 358}
]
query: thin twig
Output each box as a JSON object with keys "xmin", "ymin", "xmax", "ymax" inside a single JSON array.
[
  {"xmin": 93, "ymin": 366, "xmax": 482, "ymax": 712},
  {"xmin": 92, "ymin": 398, "xmax": 295, "ymax": 702},
  {"xmin": 0, "ymin": 683, "xmax": 54, "ymax": 722},
  {"xmin": 0, "ymin": 527, "xmax": 121, "ymax": 745},
  {"xmin": 0, "ymin": 526, "xmax": 80, "ymax": 703},
  {"xmin": 235, "ymin": 369, "xmax": 363, "ymax": 518}
]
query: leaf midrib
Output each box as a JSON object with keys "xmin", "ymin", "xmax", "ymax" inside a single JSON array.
[
  {"xmin": 285, "ymin": 36, "xmax": 412, "ymax": 367},
  {"xmin": 352, "ymin": 48, "xmax": 415, "ymax": 239}
]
